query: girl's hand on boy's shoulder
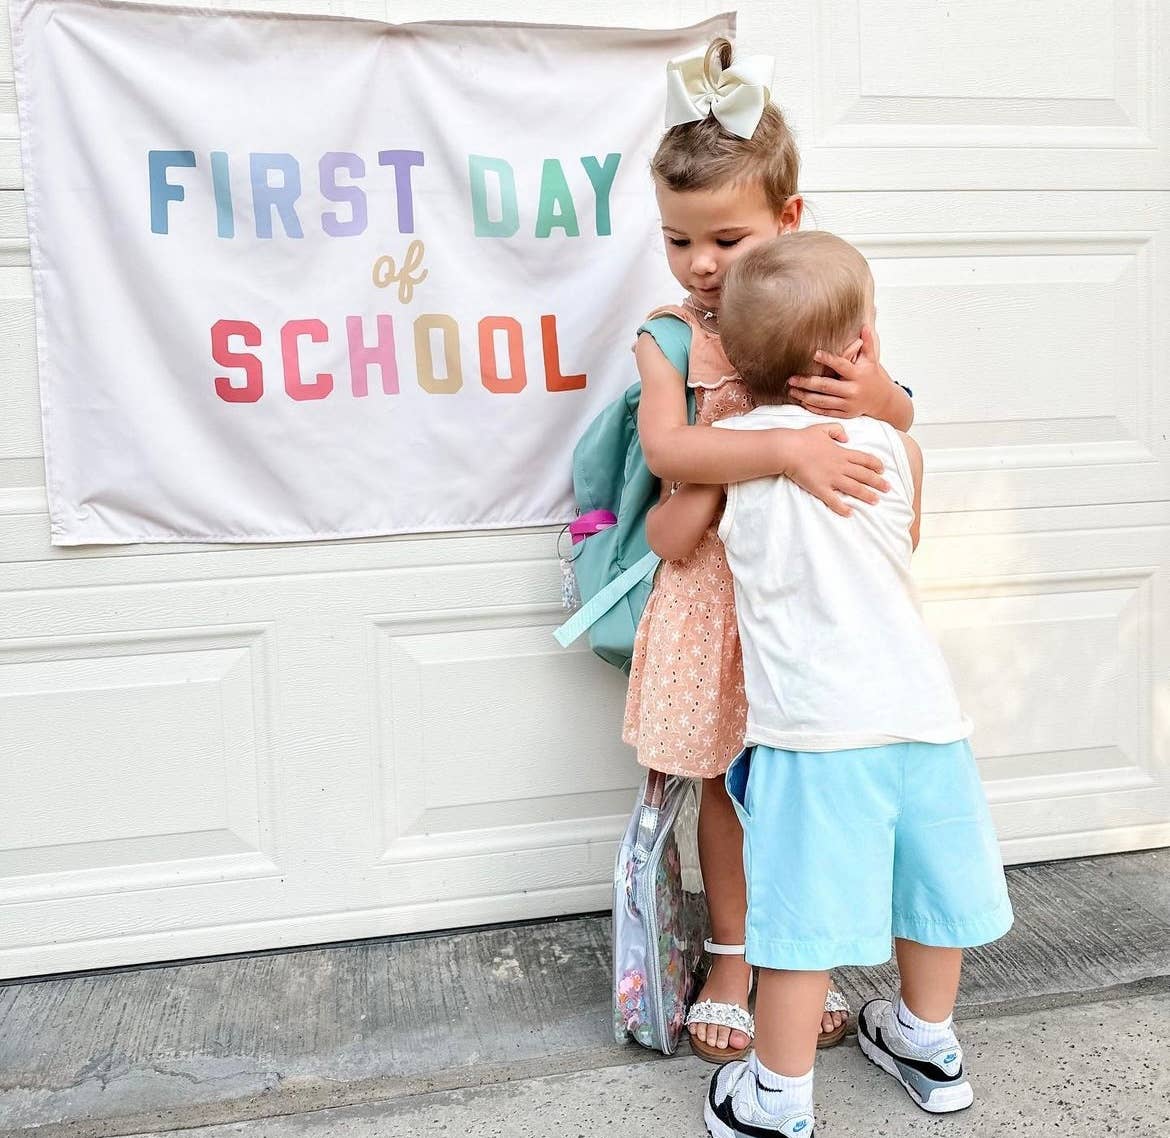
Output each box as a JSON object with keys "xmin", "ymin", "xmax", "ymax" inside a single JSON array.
[
  {"xmin": 781, "ymin": 422, "xmax": 890, "ymax": 518},
  {"xmin": 787, "ymin": 325, "xmax": 896, "ymax": 421}
]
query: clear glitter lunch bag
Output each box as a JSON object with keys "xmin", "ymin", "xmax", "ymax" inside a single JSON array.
[{"xmin": 612, "ymin": 769, "xmax": 707, "ymax": 1055}]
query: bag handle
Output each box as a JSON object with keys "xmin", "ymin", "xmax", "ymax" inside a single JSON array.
[{"xmin": 633, "ymin": 768, "xmax": 669, "ymax": 863}]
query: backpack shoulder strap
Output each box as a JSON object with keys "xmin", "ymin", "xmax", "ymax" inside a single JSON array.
[
  {"xmin": 642, "ymin": 304, "xmax": 728, "ymax": 391},
  {"xmin": 643, "ymin": 303, "xmax": 692, "ymax": 324}
]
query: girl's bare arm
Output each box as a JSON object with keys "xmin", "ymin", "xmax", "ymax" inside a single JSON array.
[{"xmin": 645, "ymin": 481, "xmax": 724, "ymax": 562}]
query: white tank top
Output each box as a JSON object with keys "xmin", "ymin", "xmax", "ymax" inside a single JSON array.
[{"xmin": 714, "ymin": 406, "xmax": 971, "ymax": 752}]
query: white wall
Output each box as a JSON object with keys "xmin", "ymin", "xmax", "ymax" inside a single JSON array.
[{"xmin": 2, "ymin": 0, "xmax": 1168, "ymax": 978}]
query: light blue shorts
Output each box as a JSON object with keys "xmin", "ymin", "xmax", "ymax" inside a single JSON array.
[{"xmin": 725, "ymin": 739, "xmax": 1014, "ymax": 971}]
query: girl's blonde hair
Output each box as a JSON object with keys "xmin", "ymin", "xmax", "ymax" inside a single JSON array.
[
  {"xmin": 651, "ymin": 37, "xmax": 800, "ymax": 211},
  {"xmin": 720, "ymin": 232, "xmax": 872, "ymax": 404}
]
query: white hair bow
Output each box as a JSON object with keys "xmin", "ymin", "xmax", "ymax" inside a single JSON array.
[{"xmin": 663, "ymin": 49, "xmax": 774, "ymax": 140}]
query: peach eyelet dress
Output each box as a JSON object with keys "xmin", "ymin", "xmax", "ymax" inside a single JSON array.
[{"xmin": 622, "ymin": 304, "xmax": 755, "ymax": 779}]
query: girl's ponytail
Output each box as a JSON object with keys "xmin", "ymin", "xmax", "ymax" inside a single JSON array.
[{"xmin": 702, "ymin": 36, "xmax": 734, "ymax": 84}]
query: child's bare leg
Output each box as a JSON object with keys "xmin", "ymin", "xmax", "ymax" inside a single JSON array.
[
  {"xmin": 703, "ymin": 968, "xmax": 823, "ymax": 1134},
  {"xmin": 693, "ymin": 775, "xmax": 846, "ymax": 1048},
  {"xmin": 895, "ymin": 940, "xmax": 962, "ymax": 1020},
  {"xmin": 754, "ymin": 968, "xmax": 829, "ymax": 1075},
  {"xmin": 691, "ymin": 773, "xmax": 753, "ymax": 1051}
]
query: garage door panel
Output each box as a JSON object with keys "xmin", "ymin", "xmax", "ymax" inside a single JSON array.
[
  {"xmin": 927, "ymin": 568, "xmax": 1155, "ymax": 798},
  {"xmin": 0, "ymin": 844, "xmax": 618, "ymax": 977},
  {"xmin": 992, "ymin": 791, "xmax": 1170, "ymax": 864},
  {"xmin": 916, "ymin": 530, "xmax": 1170, "ymax": 864},
  {"xmin": 819, "ymin": 0, "xmax": 1152, "ymax": 145},
  {"xmin": 373, "ymin": 611, "xmax": 631, "ymax": 864},
  {"xmin": 807, "ymin": 193, "xmax": 1170, "ymax": 512},
  {"xmin": 873, "ymin": 237, "xmax": 1150, "ymax": 436},
  {"xmin": 776, "ymin": 0, "xmax": 1168, "ymax": 188},
  {"xmin": 0, "ymin": 624, "xmax": 281, "ymax": 903},
  {"xmin": 931, "ymin": 574, "xmax": 1146, "ymax": 762},
  {"xmin": 872, "ymin": 234, "xmax": 1156, "ymax": 501}
]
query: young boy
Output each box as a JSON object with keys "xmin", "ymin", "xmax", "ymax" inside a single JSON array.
[{"xmin": 651, "ymin": 232, "xmax": 1014, "ymax": 1137}]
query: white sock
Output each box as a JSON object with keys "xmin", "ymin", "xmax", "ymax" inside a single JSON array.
[
  {"xmin": 893, "ymin": 993, "xmax": 957, "ymax": 1050},
  {"xmin": 750, "ymin": 1052, "xmax": 814, "ymax": 1117}
]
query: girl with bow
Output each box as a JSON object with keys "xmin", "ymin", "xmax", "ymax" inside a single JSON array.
[{"xmin": 622, "ymin": 36, "xmax": 915, "ymax": 1063}]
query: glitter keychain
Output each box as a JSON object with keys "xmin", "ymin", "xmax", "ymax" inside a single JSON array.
[
  {"xmin": 557, "ymin": 524, "xmax": 582, "ymax": 611},
  {"xmin": 560, "ymin": 555, "xmax": 582, "ymax": 611}
]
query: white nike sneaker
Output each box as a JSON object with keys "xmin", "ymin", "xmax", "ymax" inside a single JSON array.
[
  {"xmin": 704, "ymin": 1060, "xmax": 815, "ymax": 1137},
  {"xmin": 857, "ymin": 998, "xmax": 974, "ymax": 1114}
]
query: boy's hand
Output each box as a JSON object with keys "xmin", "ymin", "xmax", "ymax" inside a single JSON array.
[
  {"xmin": 782, "ymin": 422, "xmax": 889, "ymax": 518},
  {"xmin": 787, "ymin": 326, "xmax": 895, "ymax": 421}
]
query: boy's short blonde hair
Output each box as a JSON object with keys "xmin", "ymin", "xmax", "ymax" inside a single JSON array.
[
  {"xmin": 650, "ymin": 37, "xmax": 800, "ymax": 212},
  {"xmin": 720, "ymin": 232, "xmax": 872, "ymax": 404}
]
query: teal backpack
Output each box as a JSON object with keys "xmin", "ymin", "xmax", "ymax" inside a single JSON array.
[{"xmin": 553, "ymin": 380, "xmax": 696, "ymax": 673}]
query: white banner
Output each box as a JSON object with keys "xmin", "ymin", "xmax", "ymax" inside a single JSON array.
[{"xmin": 12, "ymin": 1, "xmax": 731, "ymax": 545}]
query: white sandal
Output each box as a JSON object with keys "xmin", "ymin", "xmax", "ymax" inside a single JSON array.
[
  {"xmin": 685, "ymin": 940, "xmax": 755, "ymax": 1063},
  {"xmin": 684, "ymin": 940, "xmax": 853, "ymax": 1061},
  {"xmin": 820, "ymin": 986, "xmax": 851, "ymax": 1048}
]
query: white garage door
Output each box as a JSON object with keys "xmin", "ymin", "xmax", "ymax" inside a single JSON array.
[{"xmin": 2, "ymin": 0, "xmax": 1168, "ymax": 978}]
